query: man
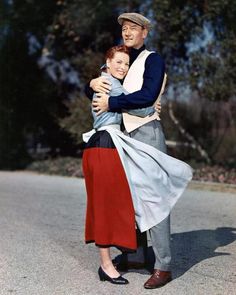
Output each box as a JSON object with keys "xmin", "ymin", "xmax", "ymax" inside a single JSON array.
[{"xmin": 88, "ymin": 13, "xmax": 172, "ymax": 289}]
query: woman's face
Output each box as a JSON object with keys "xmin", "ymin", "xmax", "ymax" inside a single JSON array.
[{"xmin": 106, "ymin": 52, "xmax": 129, "ymax": 80}]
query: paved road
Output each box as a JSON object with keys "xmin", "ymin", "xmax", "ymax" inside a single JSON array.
[{"xmin": 0, "ymin": 171, "xmax": 235, "ymax": 295}]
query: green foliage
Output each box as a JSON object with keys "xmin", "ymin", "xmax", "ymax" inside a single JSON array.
[
  {"xmin": 0, "ymin": 0, "xmax": 66, "ymax": 168},
  {"xmin": 59, "ymin": 94, "xmax": 93, "ymax": 144},
  {"xmin": 140, "ymin": 0, "xmax": 236, "ymax": 165},
  {"xmin": 27, "ymin": 156, "xmax": 83, "ymax": 177},
  {"xmin": 46, "ymin": 0, "xmax": 143, "ymax": 80},
  {"xmin": 48, "ymin": 0, "xmax": 143, "ymax": 143},
  {"xmin": 147, "ymin": 0, "xmax": 236, "ymax": 101},
  {"xmin": 167, "ymin": 98, "xmax": 236, "ymax": 166},
  {"xmin": 1, "ymin": 0, "xmax": 236, "ymax": 169},
  {"xmin": 189, "ymin": 38, "xmax": 236, "ymax": 102},
  {"xmin": 44, "ymin": 0, "xmax": 236, "ymax": 163}
]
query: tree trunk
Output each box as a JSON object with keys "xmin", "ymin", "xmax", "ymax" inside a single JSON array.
[{"xmin": 168, "ymin": 101, "xmax": 212, "ymax": 164}]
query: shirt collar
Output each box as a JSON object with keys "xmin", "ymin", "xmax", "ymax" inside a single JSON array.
[{"xmin": 130, "ymin": 45, "xmax": 146, "ymax": 65}]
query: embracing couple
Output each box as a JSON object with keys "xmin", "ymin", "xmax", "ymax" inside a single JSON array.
[{"xmin": 82, "ymin": 12, "xmax": 192, "ymax": 289}]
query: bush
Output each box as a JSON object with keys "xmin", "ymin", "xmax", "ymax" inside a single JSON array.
[
  {"xmin": 27, "ymin": 157, "xmax": 83, "ymax": 177},
  {"xmin": 26, "ymin": 157, "xmax": 236, "ymax": 185}
]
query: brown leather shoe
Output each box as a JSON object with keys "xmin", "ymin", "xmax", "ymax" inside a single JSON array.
[{"xmin": 144, "ymin": 269, "xmax": 172, "ymax": 289}]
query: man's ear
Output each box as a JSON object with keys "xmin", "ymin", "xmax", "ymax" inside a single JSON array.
[{"xmin": 142, "ymin": 28, "xmax": 148, "ymax": 39}]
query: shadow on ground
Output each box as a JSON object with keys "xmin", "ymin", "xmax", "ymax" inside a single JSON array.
[
  {"xmin": 111, "ymin": 227, "xmax": 236, "ymax": 277},
  {"xmin": 145, "ymin": 227, "xmax": 236, "ymax": 278},
  {"xmin": 49, "ymin": 226, "xmax": 236, "ymax": 278}
]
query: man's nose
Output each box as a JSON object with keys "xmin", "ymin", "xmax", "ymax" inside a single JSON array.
[{"xmin": 124, "ymin": 29, "xmax": 131, "ymax": 36}]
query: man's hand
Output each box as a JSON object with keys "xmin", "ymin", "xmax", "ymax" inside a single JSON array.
[
  {"xmin": 154, "ymin": 102, "xmax": 162, "ymax": 115},
  {"xmin": 90, "ymin": 77, "xmax": 111, "ymax": 93},
  {"xmin": 92, "ymin": 93, "xmax": 109, "ymax": 115}
]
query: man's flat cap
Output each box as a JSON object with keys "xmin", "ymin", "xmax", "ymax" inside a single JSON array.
[{"xmin": 118, "ymin": 13, "xmax": 151, "ymax": 30}]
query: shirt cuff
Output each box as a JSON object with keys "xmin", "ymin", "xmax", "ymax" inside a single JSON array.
[{"xmin": 109, "ymin": 95, "xmax": 122, "ymax": 111}]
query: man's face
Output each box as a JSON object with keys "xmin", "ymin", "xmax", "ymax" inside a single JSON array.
[{"xmin": 122, "ymin": 20, "xmax": 148, "ymax": 49}]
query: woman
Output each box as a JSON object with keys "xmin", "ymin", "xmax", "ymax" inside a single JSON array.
[
  {"xmin": 83, "ymin": 45, "xmax": 192, "ymax": 285},
  {"xmin": 83, "ymin": 45, "xmax": 135, "ymax": 285}
]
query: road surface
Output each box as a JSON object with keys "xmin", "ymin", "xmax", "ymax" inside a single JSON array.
[{"xmin": 0, "ymin": 171, "xmax": 235, "ymax": 295}]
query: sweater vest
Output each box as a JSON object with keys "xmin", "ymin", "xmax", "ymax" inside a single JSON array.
[{"xmin": 122, "ymin": 49, "xmax": 167, "ymax": 133}]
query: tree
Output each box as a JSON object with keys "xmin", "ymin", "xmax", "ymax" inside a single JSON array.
[
  {"xmin": 48, "ymin": 0, "xmax": 143, "ymax": 144},
  {"xmin": 0, "ymin": 0, "xmax": 73, "ymax": 168},
  {"xmin": 1, "ymin": 0, "xmax": 235, "ymax": 168},
  {"xmin": 145, "ymin": 0, "xmax": 236, "ymax": 165},
  {"xmin": 53, "ymin": 0, "xmax": 236, "ymax": 165}
]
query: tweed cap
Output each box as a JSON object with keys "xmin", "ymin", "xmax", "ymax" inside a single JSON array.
[{"xmin": 118, "ymin": 13, "xmax": 151, "ymax": 30}]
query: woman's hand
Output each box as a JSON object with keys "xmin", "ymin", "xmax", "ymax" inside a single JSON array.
[
  {"xmin": 92, "ymin": 93, "xmax": 109, "ymax": 115},
  {"xmin": 90, "ymin": 77, "xmax": 111, "ymax": 93},
  {"xmin": 154, "ymin": 102, "xmax": 162, "ymax": 115}
]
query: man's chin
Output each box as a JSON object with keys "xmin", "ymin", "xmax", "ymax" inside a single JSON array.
[{"xmin": 124, "ymin": 41, "xmax": 134, "ymax": 47}]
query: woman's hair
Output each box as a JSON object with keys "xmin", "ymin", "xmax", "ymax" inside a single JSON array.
[{"xmin": 105, "ymin": 45, "xmax": 130, "ymax": 60}]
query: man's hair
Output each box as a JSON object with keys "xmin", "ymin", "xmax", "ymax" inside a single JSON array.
[{"xmin": 105, "ymin": 45, "xmax": 130, "ymax": 60}]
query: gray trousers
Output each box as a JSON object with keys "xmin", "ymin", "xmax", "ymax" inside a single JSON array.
[{"xmin": 125, "ymin": 120, "xmax": 171, "ymax": 271}]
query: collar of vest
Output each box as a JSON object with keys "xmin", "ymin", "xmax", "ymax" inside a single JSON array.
[{"xmin": 130, "ymin": 45, "xmax": 146, "ymax": 65}]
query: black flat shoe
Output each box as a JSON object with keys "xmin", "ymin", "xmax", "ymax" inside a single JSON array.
[{"xmin": 98, "ymin": 266, "xmax": 129, "ymax": 285}]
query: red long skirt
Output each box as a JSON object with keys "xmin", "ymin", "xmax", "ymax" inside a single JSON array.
[{"xmin": 82, "ymin": 131, "xmax": 136, "ymax": 250}]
